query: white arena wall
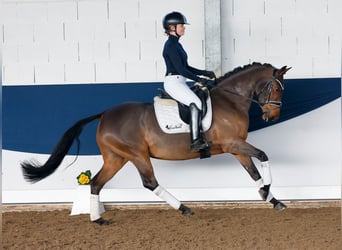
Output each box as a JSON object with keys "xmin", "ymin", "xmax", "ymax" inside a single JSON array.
[{"xmin": 2, "ymin": 0, "xmax": 341, "ymax": 204}]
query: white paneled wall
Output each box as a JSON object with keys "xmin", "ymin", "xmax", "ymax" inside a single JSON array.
[
  {"xmin": 221, "ymin": 0, "xmax": 342, "ymax": 78},
  {"xmin": 2, "ymin": 0, "xmax": 205, "ymax": 85},
  {"xmin": 2, "ymin": 0, "xmax": 341, "ymax": 84}
]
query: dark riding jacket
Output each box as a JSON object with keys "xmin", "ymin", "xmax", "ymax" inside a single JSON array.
[{"xmin": 163, "ymin": 35, "xmax": 207, "ymax": 82}]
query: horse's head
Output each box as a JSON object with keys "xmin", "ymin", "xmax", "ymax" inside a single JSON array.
[
  {"xmin": 257, "ymin": 66, "xmax": 291, "ymax": 122},
  {"xmin": 213, "ymin": 63, "xmax": 291, "ymax": 122}
]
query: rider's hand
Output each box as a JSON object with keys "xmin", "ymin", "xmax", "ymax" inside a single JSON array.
[
  {"xmin": 204, "ymin": 70, "xmax": 216, "ymax": 79},
  {"xmin": 198, "ymin": 77, "xmax": 209, "ymax": 86},
  {"xmin": 198, "ymin": 78, "xmax": 215, "ymax": 89}
]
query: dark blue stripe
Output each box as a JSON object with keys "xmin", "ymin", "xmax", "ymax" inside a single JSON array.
[
  {"xmin": 3, "ymin": 78, "xmax": 341, "ymax": 155},
  {"xmin": 248, "ymin": 78, "xmax": 341, "ymax": 131}
]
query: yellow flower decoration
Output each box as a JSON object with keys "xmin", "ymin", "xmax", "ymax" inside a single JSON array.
[{"xmin": 77, "ymin": 170, "xmax": 92, "ymax": 185}]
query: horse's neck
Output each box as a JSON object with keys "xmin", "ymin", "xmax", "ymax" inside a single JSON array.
[
  {"xmin": 217, "ymin": 75, "xmax": 256, "ymax": 98},
  {"xmin": 211, "ymin": 70, "xmax": 264, "ymax": 115}
]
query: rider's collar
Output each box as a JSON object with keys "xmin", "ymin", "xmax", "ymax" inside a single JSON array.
[{"xmin": 169, "ymin": 34, "xmax": 180, "ymax": 41}]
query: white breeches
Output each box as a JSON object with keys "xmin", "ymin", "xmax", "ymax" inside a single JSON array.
[{"xmin": 164, "ymin": 75, "xmax": 202, "ymax": 110}]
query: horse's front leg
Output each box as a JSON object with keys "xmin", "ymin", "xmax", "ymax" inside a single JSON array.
[
  {"xmin": 233, "ymin": 143, "xmax": 286, "ymax": 211},
  {"xmin": 257, "ymin": 161, "xmax": 286, "ymax": 211}
]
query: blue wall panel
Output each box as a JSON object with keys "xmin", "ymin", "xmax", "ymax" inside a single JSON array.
[{"xmin": 3, "ymin": 78, "xmax": 341, "ymax": 155}]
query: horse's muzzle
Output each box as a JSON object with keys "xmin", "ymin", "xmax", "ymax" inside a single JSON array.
[
  {"xmin": 262, "ymin": 111, "xmax": 280, "ymax": 122},
  {"xmin": 262, "ymin": 104, "xmax": 281, "ymax": 122}
]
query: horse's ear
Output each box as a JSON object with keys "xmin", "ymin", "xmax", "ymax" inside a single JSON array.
[{"xmin": 276, "ymin": 66, "xmax": 291, "ymax": 76}]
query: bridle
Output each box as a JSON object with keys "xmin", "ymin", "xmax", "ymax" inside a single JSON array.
[
  {"xmin": 215, "ymin": 75, "xmax": 284, "ymax": 110},
  {"xmin": 258, "ymin": 76, "xmax": 284, "ymax": 109}
]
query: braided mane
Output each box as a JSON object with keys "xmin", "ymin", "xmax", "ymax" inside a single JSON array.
[{"xmin": 216, "ymin": 62, "xmax": 274, "ymax": 84}]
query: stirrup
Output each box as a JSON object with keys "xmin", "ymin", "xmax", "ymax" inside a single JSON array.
[{"xmin": 190, "ymin": 138, "xmax": 209, "ymax": 152}]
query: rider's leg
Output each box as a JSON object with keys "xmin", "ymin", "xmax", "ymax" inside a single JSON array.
[
  {"xmin": 164, "ymin": 75, "xmax": 202, "ymax": 109},
  {"xmin": 189, "ymin": 103, "xmax": 209, "ymax": 151},
  {"xmin": 164, "ymin": 75, "xmax": 209, "ymax": 151}
]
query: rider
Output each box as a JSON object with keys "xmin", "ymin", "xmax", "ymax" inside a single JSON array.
[{"xmin": 162, "ymin": 11, "xmax": 216, "ymax": 152}]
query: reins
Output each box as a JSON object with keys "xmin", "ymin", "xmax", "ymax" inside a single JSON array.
[{"xmin": 219, "ymin": 86, "xmax": 261, "ymax": 106}]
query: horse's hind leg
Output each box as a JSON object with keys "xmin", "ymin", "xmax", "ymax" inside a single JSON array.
[
  {"xmin": 133, "ymin": 157, "xmax": 194, "ymax": 216},
  {"xmin": 90, "ymin": 152, "xmax": 128, "ymax": 225},
  {"xmin": 232, "ymin": 142, "xmax": 286, "ymax": 211}
]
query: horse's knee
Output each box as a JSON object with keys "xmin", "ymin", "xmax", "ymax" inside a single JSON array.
[
  {"xmin": 143, "ymin": 182, "xmax": 158, "ymax": 191},
  {"xmin": 141, "ymin": 176, "xmax": 158, "ymax": 191},
  {"xmin": 90, "ymin": 184, "xmax": 102, "ymax": 195},
  {"xmin": 90, "ymin": 177, "xmax": 103, "ymax": 195},
  {"xmin": 257, "ymin": 150, "xmax": 268, "ymax": 162}
]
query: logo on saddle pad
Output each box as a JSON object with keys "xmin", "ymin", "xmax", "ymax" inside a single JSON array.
[{"xmin": 153, "ymin": 96, "xmax": 212, "ymax": 134}]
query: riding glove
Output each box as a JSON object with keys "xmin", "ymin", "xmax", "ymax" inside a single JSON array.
[
  {"xmin": 198, "ymin": 78, "xmax": 216, "ymax": 89},
  {"xmin": 203, "ymin": 70, "xmax": 216, "ymax": 79}
]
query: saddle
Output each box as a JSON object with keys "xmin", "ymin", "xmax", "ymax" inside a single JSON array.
[
  {"xmin": 154, "ymin": 85, "xmax": 212, "ymax": 134},
  {"xmin": 157, "ymin": 84, "xmax": 209, "ymax": 124},
  {"xmin": 153, "ymin": 84, "xmax": 212, "ymax": 159}
]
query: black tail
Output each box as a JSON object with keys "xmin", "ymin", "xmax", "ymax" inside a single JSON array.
[{"xmin": 21, "ymin": 113, "xmax": 103, "ymax": 183}]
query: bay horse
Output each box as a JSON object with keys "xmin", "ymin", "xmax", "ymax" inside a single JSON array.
[{"xmin": 22, "ymin": 62, "xmax": 291, "ymax": 225}]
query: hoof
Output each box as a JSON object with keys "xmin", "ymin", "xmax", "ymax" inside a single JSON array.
[
  {"xmin": 182, "ymin": 208, "xmax": 195, "ymax": 216},
  {"xmin": 274, "ymin": 201, "xmax": 287, "ymax": 211},
  {"xmin": 179, "ymin": 204, "xmax": 195, "ymax": 216},
  {"xmin": 92, "ymin": 217, "xmax": 111, "ymax": 226}
]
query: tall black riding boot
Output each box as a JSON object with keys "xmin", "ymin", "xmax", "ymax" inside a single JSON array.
[{"xmin": 189, "ymin": 103, "xmax": 209, "ymax": 152}]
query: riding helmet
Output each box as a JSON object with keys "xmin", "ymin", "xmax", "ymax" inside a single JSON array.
[{"xmin": 162, "ymin": 11, "xmax": 189, "ymax": 31}]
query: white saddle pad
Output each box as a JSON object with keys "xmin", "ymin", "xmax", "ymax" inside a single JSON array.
[{"xmin": 153, "ymin": 96, "xmax": 212, "ymax": 134}]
